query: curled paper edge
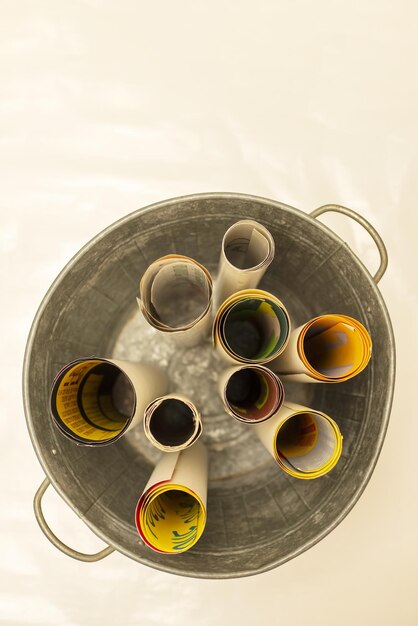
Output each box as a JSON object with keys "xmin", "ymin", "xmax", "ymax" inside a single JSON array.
[
  {"xmin": 212, "ymin": 288, "xmax": 291, "ymax": 364},
  {"xmin": 270, "ymin": 314, "xmax": 372, "ymax": 382},
  {"xmin": 218, "ymin": 364, "xmax": 285, "ymax": 423},
  {"xmin": 138, "ymin": 255, "xmax": 213, "ymax": 348},
  {"xmin": 215, "ymin": 220, "xmax": 275, "ymax": 306},
  {"xmin": 143, "ymin": 393, "xmax": 202, "ymax": 452},
  {"xmin": 252, "ymin": 401, "xmax": 343, "ymax": 479},
  {"xmin": 135, "ymin": 441, "xmax": 208, "ymax": 553}
]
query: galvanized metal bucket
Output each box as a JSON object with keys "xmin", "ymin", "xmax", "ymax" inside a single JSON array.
[{"xmin": 23, "ymin": 193, "xmax": 395, "ymax": 578}]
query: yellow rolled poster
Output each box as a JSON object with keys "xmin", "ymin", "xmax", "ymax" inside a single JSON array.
[
  {"xmin": 138, "ymin": 254, "xmax": 213, "ymax": 348},
  {"xmin": 252, "ymin": 401, "xmax": 343, "ymax": 479},
  {"xmin": 50, "ymin": 357, "xmax": 168, "ymax": 446},
  {"xmin": 213, "ymin": 288, "xmax": 290, "ymax": 364},
  {"xmin": 215, "ymin": 219, "xmax": 275, "ymax": 306},
  {"xmin": 270, "ymin": 314, "xmax": 372, "ymax": 383},
  {"xmin": 144, "ymin": 393, "xmax": 202, "ymax": 452},
  {"xmin": 218, "ymin": 364, "xmax": 284, "ymax": 423},
  {"xmin": 135, "ymin": 441, "xmax": 208, "ymax": 554}
]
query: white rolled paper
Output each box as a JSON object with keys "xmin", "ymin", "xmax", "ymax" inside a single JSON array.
[
  {"xmin": 138, "ymin": 254, "xmax": 213, "ymax": 348},
  {"xmin": 215, "ymin": 219, "xmax": 275, "ymax": 306},
  {"xmin": 135, "ymin": 441, "xmax": 208, "ymax": 553}
]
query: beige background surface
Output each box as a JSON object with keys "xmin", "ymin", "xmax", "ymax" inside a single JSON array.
[{"xmin": 1, "ymin": 1, "xmax": 417, "ymax": 624}]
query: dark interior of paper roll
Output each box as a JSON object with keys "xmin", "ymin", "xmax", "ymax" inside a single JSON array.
[
  {"xmin": 149, "ymin": 399, "xmax": 196, "ymax": 447},
  {"xmin": 226, "ymin": 368, "xmax": 261, "ymax": 408}
]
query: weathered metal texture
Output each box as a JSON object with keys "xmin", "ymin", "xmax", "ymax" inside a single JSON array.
[{"xmin": 23, "ymin": 193, "xmax": 395, "ymax": 578}]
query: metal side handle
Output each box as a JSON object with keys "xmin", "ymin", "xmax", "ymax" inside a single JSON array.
[
  {"xmin": 310, "ymin": 204, "xmax": 388, "ymax": 284},
  {"xmin": 34, "ymin": 478, "xmax": 115, "ymax": 562}
]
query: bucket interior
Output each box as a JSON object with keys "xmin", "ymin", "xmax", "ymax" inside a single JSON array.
[{"xmin": 24, "ymin": 194, "xmax": 394, "ymax": 578}]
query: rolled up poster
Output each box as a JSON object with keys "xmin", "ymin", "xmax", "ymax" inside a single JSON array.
[
  {"xmin": 213, "ymin": 288, "xmax": 290, "ymax": 364},
  {"xmin": 144, "ymin": 394, "xmax": 202, "ymax": 452},
  {"xmin": 135, "ymin": 441, "xmax": 208, "ymax": 554},
  {"xmin": 138, "ymin": 254, "xmax": 213, "ymax": 347},
  {"xmin": 253, "ymin": 401, "xmax": 343, "ymax": 479},
  {"xmin": 218, "ymin": 365, "xmax": 284, "ymax": 423},
  {"xmin": 215, "ymin": 219, "xmax": 275, "ymax": 306},
  {"xmin": 270, "ymin": 314, "xmax": 372, "ymax": 383},
  {"xmin": 50, "ymin": 357, "xmax": 168, "ymax": 446}
]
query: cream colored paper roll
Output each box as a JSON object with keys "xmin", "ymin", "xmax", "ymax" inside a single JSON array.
[
  {"xmin": 253, "ymin": 401, "xmax": 343, "ymax": 479},
  {"xmin": 269, "ymin": 314, "xmax": 372, "ymax": 383},
  {"xmin": 135, "ymin": 441, "xmax": 208, "ymax": 553},
  {"xmin": 213, "ymin": 288, "xmax": 291, "ymax": 364},
  {"xmin": 218, "ymin": 365, "xmax": 284, "ymax": 423},
  {"xmin": 143, "ymin": 393, "xmax": 202, "ymax": 451},
  {"xmin": 50, "ymin": 357, "xmax": 168, "ymax": 446},
  {"xmin": 215, "ymin": 219, "xmax": 275, "ymax": 306},
  {"xmin": 138, "ymin": 254, "xmax": 213, "ymax": 348}
]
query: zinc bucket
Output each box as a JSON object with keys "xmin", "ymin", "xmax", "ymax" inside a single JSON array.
[{"xmin": 23, "ymin": 193, "xmax": 395, "ymax": 578}]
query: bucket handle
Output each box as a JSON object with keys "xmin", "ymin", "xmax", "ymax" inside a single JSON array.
[
  {"xmin": 34, "ymin": 478, "xmax": 115, "ymax": 562},
  {"xmin": 310, "ymin": 204, "xmax": 388, "ymax": 284}
]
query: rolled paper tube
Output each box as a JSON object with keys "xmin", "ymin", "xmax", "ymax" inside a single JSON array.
[
  {"xmin": 135, "ymin": 441, "xmax": 208, "ymax": 554},
  {"xmin": 138, "ymin": 254, "xmax": 213, "ymax": 348},
  {"xmin": 215, "ymin": 219, "xmax": 275, "ymax": 306},
  {"xmin": 218, "ymin": 365, "xmax": 284, "ymax": 423},
  {"xmin": 50, "ymin": 357, "xmax": 168, "ymax": 446},
  {"xmin": 253, "ymin": 401, "xmax": 343, "ymax": 479},
  {"xmin": 144, "ymin": 394, "xmax": 202, "ymax": 452},
  {"xmin": 269, "ymin": 314, "xmax": 372, "ymax": 383},
  {"xmin": 213, "ymin": 288, "xmax": 290, "ymax": 364}
]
